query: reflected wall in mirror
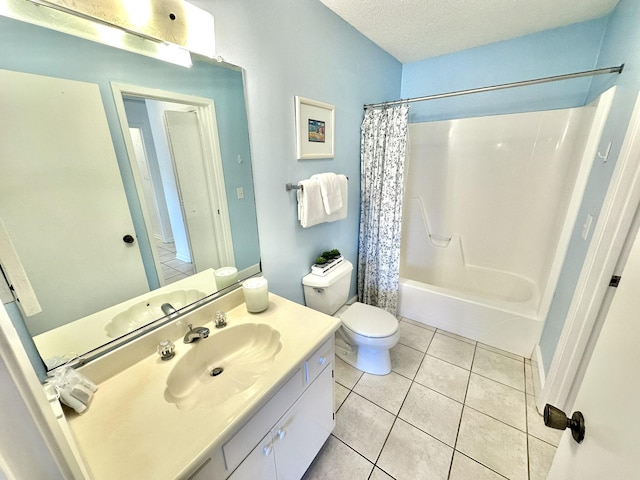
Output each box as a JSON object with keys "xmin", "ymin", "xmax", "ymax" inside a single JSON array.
[{"xmin": 0, "ymin": 15, "xmax": 261, "ymax": 368}]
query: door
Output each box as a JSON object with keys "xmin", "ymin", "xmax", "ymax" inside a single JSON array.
[
  {"xmin": 0, "ymin": 70, "xmax": 149, "ymax": 335},
  {"xmin": 164, "ymin": 110, "xmax": 222, "ymax": 272},
  {"xmin": 129, "ymin": 127, "xmax": 164, "ymax": 242},
  {"xmin": 547, "ymin": 224, "xmax": 640, "ymax": 478}
]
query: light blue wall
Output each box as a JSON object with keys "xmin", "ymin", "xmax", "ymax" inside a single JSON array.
[
  {"xmin": 401, "ymin": 18, "xmax": 608, "ymax": 123},
  {"xmin": 539, "ymin": 0, "xmax": 640, "ymax": 372},
  {"xmin": 192, "ymin": 0, "xmax": 402, "ymax": 303}
]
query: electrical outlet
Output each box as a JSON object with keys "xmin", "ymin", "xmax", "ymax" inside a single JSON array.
[{"xmin": 236, "ymin": 187, "xmax": 244, "ymax": 199}]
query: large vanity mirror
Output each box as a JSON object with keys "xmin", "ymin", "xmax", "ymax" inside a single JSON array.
[{"xmin": 0, "ymin": 14, "xmax": 261, "ymax": 369}]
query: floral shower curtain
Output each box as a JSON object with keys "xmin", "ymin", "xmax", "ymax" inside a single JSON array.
[{"xmin": 358, "ymin": 104, "xmax": 410, "ymax": 314}]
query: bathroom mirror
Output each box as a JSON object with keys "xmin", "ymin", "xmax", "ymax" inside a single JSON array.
[{"xmin": 0, "ymin": 15, "xmax": 260, "ymax": 367}]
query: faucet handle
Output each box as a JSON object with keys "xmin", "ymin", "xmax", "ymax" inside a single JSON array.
[
  {"xmin": 157, "ymin": 340, "xmax": 175, "ymax": 361},
  {"xmin": 214, "ymin": 311, "xmax": 227, "ymax": 328}
]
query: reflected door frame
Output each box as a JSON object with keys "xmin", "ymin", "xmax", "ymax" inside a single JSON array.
[{"xmin": 111, "ymin": 82, "xmax": 235, "ymax": 286}]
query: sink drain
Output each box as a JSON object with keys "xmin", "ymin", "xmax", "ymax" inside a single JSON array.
[{"xmin": 210, "ymin": 367, "xmax": 224, "ymax": 377}]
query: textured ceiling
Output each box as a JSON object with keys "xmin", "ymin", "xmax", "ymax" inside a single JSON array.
[{"xmin": 319, "ymin": 0, "xmax": 619, "ymax": 63}]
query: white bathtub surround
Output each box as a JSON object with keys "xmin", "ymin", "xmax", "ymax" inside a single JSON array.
[
  {"xmin": 358, "ymin": 104, "xmax": 410, "ymax": 314},
  {"xmin": 399, "ymin": 90, "xmax": 614, "ymax": 356}
]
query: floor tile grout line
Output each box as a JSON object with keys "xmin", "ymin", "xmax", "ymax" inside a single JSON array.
[
  {"xmin": 436, "ymin": 329, "xmax": 478, "ymax": 346},
  {"xmin": 328, "ymin": 434, "xmax": 377, "ymax": 474},
  {"xmin": 395, "ymin": 340, "xmax": 430, "ymax": 356},
  {"xmin": 420, "ymin": 351, "xmax": 473, "ymax": 372},
  {"xmin": 450, "ymin": 343, "xmax": 476, "ymax": 472},
  {"xmin": 463, "ymin": 404, "xmax": 528, "ymax": 435},
  {"xmin": 467, "ymin": 370, "xmax": 527, "ymax": 394},
  {"xmin": 475, "ymin": 343, "xmax": 525, "ymax": 362},
  {"xmin": 453, "ymin": 451, "xmax": 511, "ymax": 480}
]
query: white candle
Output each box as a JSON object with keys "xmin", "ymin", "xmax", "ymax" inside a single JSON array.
[
  {"xmin": 242, "ymin": 277, "xmax": 269, "ymax": 313},
  {"xmin": 215, "ymin": 267, "xmax": 238, "ymax": 289}
]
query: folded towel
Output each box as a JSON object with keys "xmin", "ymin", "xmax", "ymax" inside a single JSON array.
[
  {"xmin": 325, "ymin": 174, "xmax": 348, "ymax": 223},
  {"xmin": 297, "ymin": 179, "xmax": 326, "ymax": 228},
  {"xmin": 311, "ymin": 172, "xmax": 342, "ymax": 214}
]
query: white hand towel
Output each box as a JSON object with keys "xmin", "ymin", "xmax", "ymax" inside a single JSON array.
[
  {"xmin": 311, "ymin": 172, "xmax": 342, "ymax": 214},
  {"xmin": 297, "ymin": 179, "xmax": 327, "ymax": 228},
  {"xmin": 325, "ymin": 174, "xmax": 348, "ymax": 223}
]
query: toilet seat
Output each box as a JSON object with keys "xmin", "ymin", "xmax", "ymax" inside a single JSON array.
[{"xmin": 340, "ymin": 302, "xmax": 398, "ymax": 338}]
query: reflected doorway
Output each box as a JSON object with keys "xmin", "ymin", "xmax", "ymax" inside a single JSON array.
[
  {"xmin": 113, "ymin": 83, "xmax": 235, "ymax": 288},
  {"xmin": 129, "ymin": 125, "xmax": 196, "ymax": 284}
]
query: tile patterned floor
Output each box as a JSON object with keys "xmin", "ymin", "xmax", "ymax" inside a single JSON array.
[
  {"xmin": 303, "ymin": 319, "xmax": 562, "ymax": 480},
  {"xmin": 155, "ymin": 240, "xmax": 194, "ymax": 283}
]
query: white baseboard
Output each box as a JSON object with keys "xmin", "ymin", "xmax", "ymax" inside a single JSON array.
[{"xmin": 532, "ymin": 344, "xmax": 546, "ymax": 414}]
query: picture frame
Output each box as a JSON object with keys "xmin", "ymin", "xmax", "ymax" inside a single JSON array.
[{"xmin": 295, "ymin": 96, "xmax": 335, "ymax": 159}]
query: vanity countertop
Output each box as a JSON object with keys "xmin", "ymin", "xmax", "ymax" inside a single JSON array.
[{"xmin": 66, "ymin": 293, "xmax": 341, "ymax": 480}]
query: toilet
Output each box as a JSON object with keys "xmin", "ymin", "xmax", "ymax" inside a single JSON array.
[{"xmin": 302, "ymin": 260, "xmax": 399, "ymax": 375}]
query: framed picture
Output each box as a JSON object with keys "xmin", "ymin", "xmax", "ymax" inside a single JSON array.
[{"xmin": 295, "ymin": 96, "xmax": 335, "ymax": 159}]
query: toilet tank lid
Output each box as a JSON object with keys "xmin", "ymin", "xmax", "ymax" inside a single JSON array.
[
  {"xmin": 340, "ymin": 302, "xmax": 398, "ymax": 338},
  {"xmin": 302, "ymin": 260, "xmax": 353, "ymax": 288}
]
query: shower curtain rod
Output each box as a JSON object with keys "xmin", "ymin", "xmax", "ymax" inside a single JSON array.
[{"xmin": 364, "ymin": 64, "xmax": 624, "ymax": 110}]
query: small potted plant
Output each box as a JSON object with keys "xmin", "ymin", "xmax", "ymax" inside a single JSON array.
[{"xmin": 311, "ymin": 248, "xmax": 344, "ymax": 276}]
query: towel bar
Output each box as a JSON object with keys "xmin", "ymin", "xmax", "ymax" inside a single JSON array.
[{"xmin": 286, "ymin": 176, "xmax": 348, "ymax": 192}]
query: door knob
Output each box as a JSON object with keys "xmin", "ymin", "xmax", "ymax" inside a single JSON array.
[
  {"xmin": 543, "ymin": 404, "xmax": 585, "ymax": 444},
  {"xmin": 123, "ymin": 234, "xmax": 135, "ymax": 244}
]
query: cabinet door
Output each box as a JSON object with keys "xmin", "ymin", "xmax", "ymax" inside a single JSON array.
[
  {"xmin": 273, "ymin": 365, "xmax": 334, "ymax": 480},
  {"xmin": 228, "ymin": 433, "xmax": 277, "ymax": 480}
]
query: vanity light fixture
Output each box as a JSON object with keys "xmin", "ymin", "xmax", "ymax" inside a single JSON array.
[{"xmin": 1, "ymin": 0, "xmax": 216, "ymax": 68}]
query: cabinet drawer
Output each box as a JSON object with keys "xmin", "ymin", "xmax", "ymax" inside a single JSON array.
[
  {"xmin": 305, "ymin": 338, "xmax": 334, "ymax": 384},
  {"xmin": 222, "ymin": 367, "xmax": 305, "ymax": 472}
]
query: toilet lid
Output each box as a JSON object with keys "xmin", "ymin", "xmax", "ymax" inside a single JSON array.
[{"xmin": 340, "ymin": 302, "xmax": 398, "ymax": 338}]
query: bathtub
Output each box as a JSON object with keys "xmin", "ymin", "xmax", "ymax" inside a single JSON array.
[
  {"xmin": 397, "ymin": 267, "xmax": 543, "ymax": 358},
  {"xmin": 398, "ymin": 91, "xmax": 616, "ymax": 358}
]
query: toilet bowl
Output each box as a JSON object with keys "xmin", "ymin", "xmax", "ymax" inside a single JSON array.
[{"xmin": 302, "ymin": 260, "xmax": 399, "ymax": 375}]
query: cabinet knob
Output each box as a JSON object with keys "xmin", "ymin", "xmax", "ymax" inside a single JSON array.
[
  {"xmin": 276, "ymin": 428, "xmax": 286, "ymax": 440},
  {"xmin": 318, "ymin": 356, "xmax": 326, "ymax": 366},
  {"xmin": 262, "ymin": 444, "xmax": 273, "ymax": 456}
]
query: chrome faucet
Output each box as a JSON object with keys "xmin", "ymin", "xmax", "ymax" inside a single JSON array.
[
  {"xmin": 184, "ymin": 323, "xmax": 210, "ymax": 344},
  {"xmin": 161, "ymin": 303, "xmax": 178, "ymax": 318}
]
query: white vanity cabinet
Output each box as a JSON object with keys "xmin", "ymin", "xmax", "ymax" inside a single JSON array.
[
  {"xmin": 229, "ymin": 366, "xmax": 333, "ymax": 480},
  {"xmin": 189, "ymin": 338, "xmax": 335, "ymax": 480}
]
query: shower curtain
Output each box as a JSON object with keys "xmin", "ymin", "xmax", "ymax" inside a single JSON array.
[{"xmin": 358, "ymin": 104, "xmax": 409, "ymax": 314}]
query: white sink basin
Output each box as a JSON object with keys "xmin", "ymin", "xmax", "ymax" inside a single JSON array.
[
  {"xmin": 104, "ymin": 289, "xmax": 206, "ymax": 338},
  {"xmin": 164, "ymin": 323, "xmax": 282, "ymax": 410}
]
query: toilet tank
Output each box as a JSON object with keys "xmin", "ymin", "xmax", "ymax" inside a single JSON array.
[{"xmin": 302, "ymin": 260, "xmax": 353, "ymax": 315}]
